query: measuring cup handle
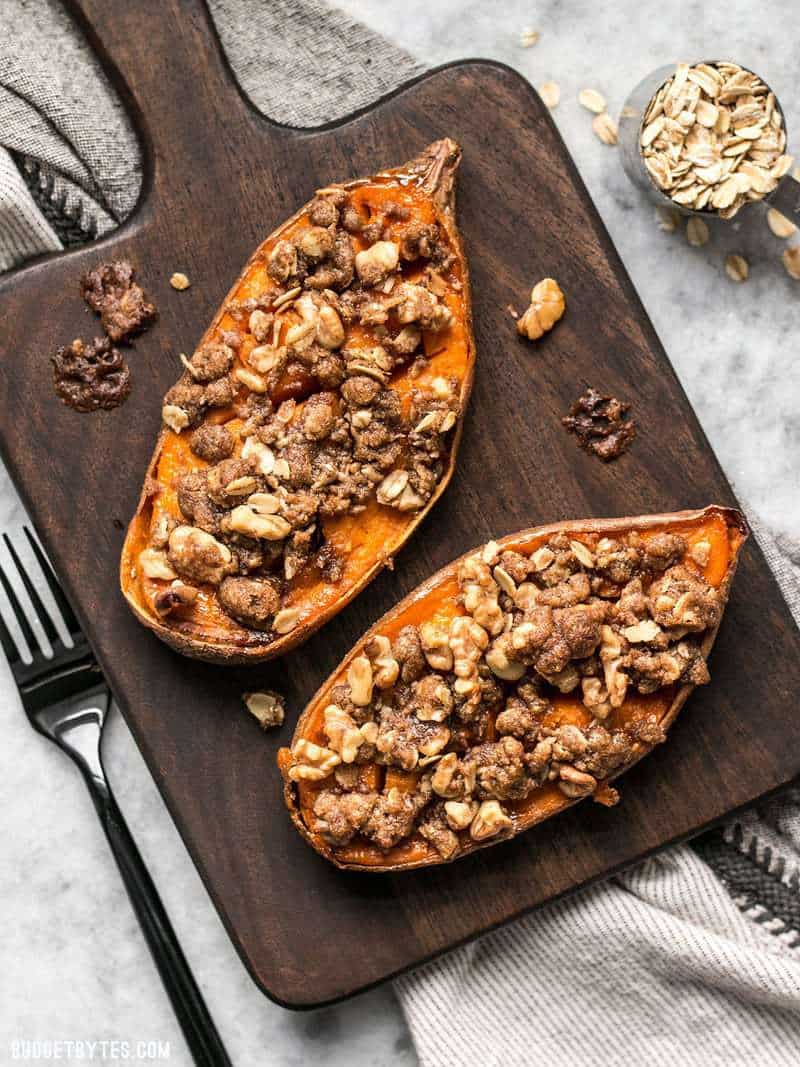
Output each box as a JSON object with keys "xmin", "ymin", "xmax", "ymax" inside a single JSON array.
[{"xmin": 769, "ymin": 174, "xmax": 800, "ymax": 221}]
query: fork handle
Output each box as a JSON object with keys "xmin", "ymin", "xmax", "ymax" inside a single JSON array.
[{"xmin": 84, "ymin": 775, "xmax": 232, "ymax": 1066}]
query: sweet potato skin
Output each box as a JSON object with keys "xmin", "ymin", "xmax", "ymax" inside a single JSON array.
[
  {"xmin": 120, "ymin": 141, "xmax": 475, "ymax": 663},
  {"xmin": 280, "ymin": 505, "xmax": 748, "ymax": 871}
]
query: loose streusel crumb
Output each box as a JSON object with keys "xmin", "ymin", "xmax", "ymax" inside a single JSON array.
[
  {"xmin": 562, "ymin": 387, "xmax": 636, "ymax": 461},
  {"xmin": 80, "ymin": 260, "xmax": 157, "ymax": 343},
  {"xmin": 170, "ymin": 272, "xmax": 191, "ymax": 291},
  {"xmin": 52, "ymin": 337, "xmax": 131, "ymax": 412}
]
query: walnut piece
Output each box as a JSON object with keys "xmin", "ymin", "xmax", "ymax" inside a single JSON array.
[
  {"xmin": 517, "ymin": 278, "xmax": 565, "ymax": 341},
  {"xmin": 323, "ymin": 704, "xmax": 365, "ymax": 763},
  {"xmin": 469, "ymin": 800, "xmax": 513, "ymax": 841},
  {"xmin": 363, "ymin": 635, "xmax": 400, "ymax": 690},
  {"xmin": 420, "ymin": 621, "xmax": 454, "ymax": 671},
  {"xmin": 558, "ymin": 764, "xmax": 597, "ymax": 798},
  {"xmin": 244, "ymin": 690, "xmax": 285, "ymax": 730},
  {"xmin": 347, "ymin": 655, "xmax": 374, "ymax": 706},
  {"xmin": 228, "ymin": 504, "xmax": 291, "ymax": 542},
  {"xmin": 162, "ymin": 403, "xmax": 190, "ymax": 433},
  {"xmin": 355, "ymin": 241, "xmax": 400, "ymax": 286},
  {"xmin": 167, "ymin": 525, "xmax": 232, "ymax": 585},
  {"xmin": 288, "ymin": 738, "xmax": 340, "ymax": 782},
  {"xmin": 138, "ymin": 548, "xmax": 177, "ymax": 581}
]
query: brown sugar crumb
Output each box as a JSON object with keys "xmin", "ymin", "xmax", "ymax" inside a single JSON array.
[
  {"xmin": 80, "ymin": 260, "xmax": 157, "ymax": 343},
  {"xmin": 52, "ymin": 337, "xmax": 131, "ymax": 412},
  {"xmin": 562, "ymin": 387, "xmax": 636, "ymax": 461}
]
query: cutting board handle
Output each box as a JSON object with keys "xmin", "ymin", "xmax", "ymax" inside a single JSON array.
[{"xmin": 65, "ymin": 0, "xmax": 263, "ymax": 199}]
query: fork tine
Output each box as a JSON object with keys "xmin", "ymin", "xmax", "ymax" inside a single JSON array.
[
  {"xmin": 23, "ymin": 527, "xmax": 82, "ymax": 640},
  {"xmin": 3, "ymin": 534, "xmax": 59, "ymax": 644},
  {"xmin": 0, "ymin": 556, "xmax": 38, "ymax": 658},
  {"xmin": 0, "ymin": 588, "xmax": 20, "ymax": 664}
]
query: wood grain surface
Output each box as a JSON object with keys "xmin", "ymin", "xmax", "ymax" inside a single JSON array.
[{"xmin": 1, "ymin": 0, "xmax": 798, "ymax": 1008}]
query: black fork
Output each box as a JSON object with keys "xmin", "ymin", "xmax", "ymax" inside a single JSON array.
[{"xmin": 0, "ymin": 529, "xmax": 231, "ymax": 1067}]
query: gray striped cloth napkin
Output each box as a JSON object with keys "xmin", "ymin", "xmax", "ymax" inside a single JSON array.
[{"xmin": 2, "ymin": 3, "xmax": 799, "ymax": 1063}]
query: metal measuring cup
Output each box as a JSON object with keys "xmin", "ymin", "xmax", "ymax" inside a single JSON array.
[{"xmin": 618, "ymin": 62, "xmax": 800, "ymax": 222}]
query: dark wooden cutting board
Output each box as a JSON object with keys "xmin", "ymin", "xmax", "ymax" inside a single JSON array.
[{"xmin": 2, "ymin": 0, "xmax": 798, "ymax": 1008}]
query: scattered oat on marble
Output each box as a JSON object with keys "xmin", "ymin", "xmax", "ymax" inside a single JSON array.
[
  {"xmin": 656, "ymin": 206, "xmax": 680, "ymax": 232},
  {"xmin": 772, "ymin": 155, "xmax": 794, "ymax": 179},
  {"xmin": 725, "ymin": 253, "xmax": 749, "ymax": 282},
  {"xmin": 539, "ymin": 82, "xmax": 561, "ymax": 109},
  {"xmin": 592, "ymin": 112, "xmax": 618, "ymax": 146},
  {"xmin": 767, "ymin": 208, "xmax": 797, "ymax": 239},
  {"xmin": 782, "ymin": 246, "xmax": 800, "ymax": 280},
  {"xmin": 686, "ymin": 217, "xmax": 710, "ymax": 246},
  {"xmin": 579, "ymin": 88, "xmax": 607, "ymax": 114},
  {"xmin": 170, "ymin": 272, "xmax": 190, "ymax": 291},
  {"xmin": 519, "ymin": 27, "xmax": 540, "ymax": 48},
  {"xmin": 639, "ymin": 61, "xmax": 792, "ymax": 218}
]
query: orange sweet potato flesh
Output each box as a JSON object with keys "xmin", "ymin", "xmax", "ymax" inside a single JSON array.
[
  {"xmin": 120, "ymin": 140, "xmax": 475, "ymax": 662},
  {"xmin": 279, "ymin": 506, "xmax": 747, "ymax": 871}
]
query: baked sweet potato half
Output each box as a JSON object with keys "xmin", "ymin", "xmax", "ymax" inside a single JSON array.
[
  {"xmin": 120, "ymin": 140, "xmax": 474, "ymax": 662},
  {"xmin": 279, "ymin": 506, "xmax": 747, "ymax": 871}
]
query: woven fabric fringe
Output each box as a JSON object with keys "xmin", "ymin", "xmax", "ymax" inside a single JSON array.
[
  {"xmin": 397, "ymin": 516, "xmax": 800, "ymax": 1067},
  {"xmin": 0, "ymin": 0, "xmax": 420, "ymax": 268}
]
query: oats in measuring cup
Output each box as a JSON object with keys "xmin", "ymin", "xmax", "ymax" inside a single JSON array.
[{"xmin": 640, "ymin": 61, "xmax": 793, "ymax": 218}]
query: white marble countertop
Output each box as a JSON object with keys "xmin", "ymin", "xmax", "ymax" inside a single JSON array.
[{"xmin": 2, "ymin": 1, "xmax": 798, "ymax": 1065}]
